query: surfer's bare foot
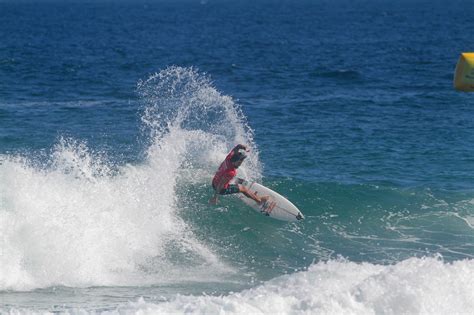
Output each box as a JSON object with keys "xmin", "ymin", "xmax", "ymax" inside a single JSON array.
[
  {"xmin": 258, "ymin": 195, "xmax": 270, "ymax": 205},
  {"xmin": 258, "ymin": 196, "xmax": 274, "ymax": 215}
]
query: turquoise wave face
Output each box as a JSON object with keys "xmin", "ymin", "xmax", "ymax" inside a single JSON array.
[{"xmin": 180, "ymin": 177, "xmax": 474, "ymax": 281}]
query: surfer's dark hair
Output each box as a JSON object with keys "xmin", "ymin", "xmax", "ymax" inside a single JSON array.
[{"xmin": 230, "ymin": 151, "xmax": 247, "ymax": 162}]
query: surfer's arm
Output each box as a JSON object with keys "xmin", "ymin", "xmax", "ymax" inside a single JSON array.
[
  {"xmin": 210, "ymin": 178, "xmax": 225, "ymax": 204},
  {"xmin": 224, "ymin": 145, "xmax": 249, "ymax": 163},
  {"xmin": 210, "ymin": 185, "xmax": 221, "ymax": 204}
]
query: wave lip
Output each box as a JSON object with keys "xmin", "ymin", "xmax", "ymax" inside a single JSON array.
[{"xmin": 0, "ymin": 66, "xmax": 263, "ymax": 292}]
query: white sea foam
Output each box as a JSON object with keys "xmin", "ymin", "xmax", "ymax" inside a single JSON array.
[
  {"xmin": 115, "ymin": 257, "xmax": 474, "ymax": 315},
  {"xmin": 0, "ymin": 138, "xmax": 229, "ymax": 291},
  {"xmin": 0, "ymin": 67, "xmax": 259, "ymax": 291},
  {"xmin": 5, "ymin": 257, "xmax": 472, "ymax": 314}
]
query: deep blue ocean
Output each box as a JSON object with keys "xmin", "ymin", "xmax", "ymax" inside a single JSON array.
[{"xmin": 1, "ymin": 0, "xmax": 473, "ymax": 313}]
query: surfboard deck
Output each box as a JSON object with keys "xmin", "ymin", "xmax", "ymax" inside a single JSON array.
[{"xmin": 235, "ymin": 178, "xmax": 304, "ymax": 222}]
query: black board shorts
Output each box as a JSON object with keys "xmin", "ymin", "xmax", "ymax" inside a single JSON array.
[{"xmin": 214, "ymin": 183, "xmax": 240, "ymax": 195}]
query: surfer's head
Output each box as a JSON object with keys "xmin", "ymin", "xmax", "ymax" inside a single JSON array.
[{"xmin": 230, "ymin": 149, "xmax": 247, "ymax": 167}]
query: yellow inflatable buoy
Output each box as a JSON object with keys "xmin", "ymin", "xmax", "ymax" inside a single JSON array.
[{"xmin": 454, "ymin": 52, "xmax": 474, "ymax": 92}]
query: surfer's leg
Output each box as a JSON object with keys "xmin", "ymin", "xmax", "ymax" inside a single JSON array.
[{"xmin": 238, "ymin": 185, "xmax": 268, "ymax": 204}]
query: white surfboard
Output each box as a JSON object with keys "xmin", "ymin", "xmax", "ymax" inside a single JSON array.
[{"xmin": 235, "ymin": 178, "xmax": 304, "ymax": 222}]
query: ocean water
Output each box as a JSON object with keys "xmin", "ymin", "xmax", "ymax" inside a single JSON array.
[{"xmin": 1, "ymin": 0, "xmax": 474, "ymax": 313}]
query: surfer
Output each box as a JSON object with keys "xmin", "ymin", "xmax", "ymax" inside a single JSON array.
[{"xmin": 210, "ymin": 144, "xmax": 269, "ymax": 206}]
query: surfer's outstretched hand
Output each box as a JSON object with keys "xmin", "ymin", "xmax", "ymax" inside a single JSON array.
[{"xmin": 209, "ymin": 196, "xmax": 218, "ymax": 205}]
